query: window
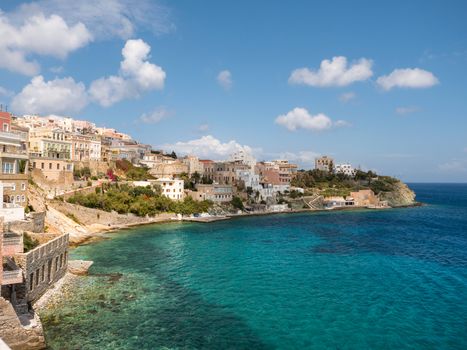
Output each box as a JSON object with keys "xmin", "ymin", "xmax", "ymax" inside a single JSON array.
[
  {"xmin": 21, "ymin": 195, "xmax": 25, "ymax": 202},
  {"xmin": 49, "ymin": 162, "xmax": 52, "ymax": 169},
  {"xmin": 57, "ymin": 164, "xmax": 60, "ymax": 170},
  {"xmin": 10, "ymin": 195, "xmax": 14, "ymax": 203},
  {"xmin": 2, "ymin": 162, "xmax": 14, "ymax": 174},
  {"xmin": 21, "ymin": 183, "xmax": 26, "ymax": 190},
  {"xmin": 41, "ymin": 163, "xmax": 44, "ymax": 169},
  {"xmin": 12, "ymin": 184, "xmax": 16, "ymax": 191},
  {"xmin": 16, "ymin": 195, "xmax": 20, "ymax": 202},
  {"xmin": 30, "ymin": 273, "xmax": 34, "ymax": 290}
]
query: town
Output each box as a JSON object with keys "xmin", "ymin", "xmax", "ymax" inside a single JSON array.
[{"xmin": 0, "ymin": 110, "xmax": 414, "ymax": 349}]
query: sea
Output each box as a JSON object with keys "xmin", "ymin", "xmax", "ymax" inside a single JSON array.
[{"xmin": 40, "ymin": 183, "xmax": 467, "ymax": 349}]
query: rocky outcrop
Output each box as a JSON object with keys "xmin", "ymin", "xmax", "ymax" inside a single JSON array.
[
  {"xmin": 68, "ymin": 260, "xmax": 93, "ymax": 275},
  {"xmin": 378, "ymin": 181, "xmax": 416, "ymax": 207},
  {"xmin": 0, "ymin": 298, "xmax": 46, "ymax": 350}
]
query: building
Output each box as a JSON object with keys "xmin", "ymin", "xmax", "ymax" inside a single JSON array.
[
  {"xmin": 28, "ymin": 127, "xmax": 72, "ymax": 160},
  {"xmin": 229, "ymin": 150, "xmax": 256, "ymax": 170},
  {"xmin": 149, "ymin": 161, "xmax": 188, "ymax": 179},
  {"xmin": 315, "ymin": 156, "xmax": 334, "ymax": 172},
  {"xmin": 181, "ymin": 155, "xmax": 204, "ymax": 176},
  {"xmin": 334, "ymin": 163, "xmax": 356, "ymax": 177},
  {"xmin": 0, "ymin": 112, "xmax": 29, "ymax": 208},
  {"xmin": 189, "ymin": 184, "xmax": 233, "ymax": 203},
  {"xmin": 212, "ymin": 161, "xmax": 249, "ymax": 185},
  {"xmin": 155, "ymin": 178, "xmax": 185, "ymax": 200},
  {"xmin": 200, "ymin": 160, "xmax": 215, "ymax": 181}
]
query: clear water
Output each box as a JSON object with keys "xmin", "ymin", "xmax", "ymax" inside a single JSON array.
[{"xmin": 41, "ymin": 184, "xmax": 467, "ymax": 349}]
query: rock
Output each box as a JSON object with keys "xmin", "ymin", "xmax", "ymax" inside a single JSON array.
[
  {"xmin": 67, "ymin": 260, "xmax": 94, "ymax": 275},
  {"xmin": 378, "ymin": 181, "xmax": 416, "ymax": 207}
]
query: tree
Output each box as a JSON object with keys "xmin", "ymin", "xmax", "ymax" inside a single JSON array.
[
  {"xmin": 231, "ymin": 196, "xmax": 244, "ymax": 210},
  {"xmin": 170, "ymin": 151, "xmax": 177, "ymax": 159}
]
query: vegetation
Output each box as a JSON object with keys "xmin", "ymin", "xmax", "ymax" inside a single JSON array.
[
  {"xmin": 291, "ymin": 169, "xmax": 400, "ymax": 197},
  {"xmin": 231, "ymin": 196, "xmax": 244, "ymax": 210},
  {"xmin": 116, "ymin": 160, "xmax": 154, "ymax": 181},
  {"xmin": 74, "ymin": 166, "xmax": 91, "ymax": 180},
  {"xmin": 23, "ymin": 233, "xmax": 39, "ymax": 252},
  {"xmin": 66, "ymin": 212, "xmax": 82, "ymax": 224},
  {"xmin": 67, "ymin": 183, "xmax": 212, "ymax": 217}
]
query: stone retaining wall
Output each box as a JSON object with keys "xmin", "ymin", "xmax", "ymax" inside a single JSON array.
[{"xmin": 14, "ymin": 234, "xmax": 69, "ymax": 303}]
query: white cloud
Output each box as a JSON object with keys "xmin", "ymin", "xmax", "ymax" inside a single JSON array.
[
  {"xmin": 160, "ymin": 135, "xmax": 258, "ymax": 160},
  {"xmin": 275, "ymin": 107, "xmax": 347, "ymax": 131},
  {"xmin": 289, "ymin": 56, "xmax": 373, "ymax": 87},
  {"xmin": 89, "ymin": 76, "xmax": 134, "ymax": 107},
  {"xmin": 377, "ymin": 68, "xmax": 438, "ymax": 90},
  {"xmin": 217, "ymin": 70, "xmax": 232, "ymax": 90},
  {"xmin": 89, "ymin": 39, "xmax": 166, "ymax": 106},
  {"xmin": 15, "ymin": 0, "xmax": 174, "ymax": 40},
  {"xmin": 11, "ymin": 75, "xmax": 88, "ymax": 115},
  {"xmin": 339, "ymin": 91, "xmax": 356, "ymax": 102},
  {"xmin": 275, "ymin": 151, "xmax": 320, "ymax": 167},
  {"xmin": 139, "ymin": 107, "xmax": 171, "ymax": 124},
  {"xmin": 120, "ymin": 39, "xmax": 166, "ymax": 90},
  {"xmin": 395, "ymin": 106, "xmax": 420, "ymax": 115},
  {"xmin": 0, "ymin": 11, "xmax": 92, "ymax": 75}
]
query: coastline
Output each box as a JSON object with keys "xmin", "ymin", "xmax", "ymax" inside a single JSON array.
[{"xmin": 68, "ymin": 202, "xmax": 423, "ymax": 246}]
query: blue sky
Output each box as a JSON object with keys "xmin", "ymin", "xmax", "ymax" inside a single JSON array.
[{"xmin": 0, "ymin": 0, "xmax": 466, "ymax": 182}]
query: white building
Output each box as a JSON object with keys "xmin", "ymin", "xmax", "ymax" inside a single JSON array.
[
  {"xmin": 236, "ymin": 169, "xmax": 261, "ymax": 191},
  {"xmin": 230, "ymin": 149, "xmax": 256, "ymax": 170},
  {"xmin": 334, "ymin": 163, "xmax": 356, "ymax": 177},
  {"xmin": 155, "ymin": 178, "xmax": 185, "ymax": 201},
  {"xmin": 89, "ymin": 138, "xmax": 102, "ymax": 161}
]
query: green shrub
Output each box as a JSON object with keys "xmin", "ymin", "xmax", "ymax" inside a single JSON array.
[{"xmin": 24, "ymin": 233, "xmax": 39, "ymax": 252}]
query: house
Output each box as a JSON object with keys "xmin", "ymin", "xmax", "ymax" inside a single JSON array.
[
  {"xmin": 315, "ymin": 156, "xmax": 334, "ymax": 172},
  {"xmin": 155, "ymin": 178, "xmax": 185, "ymax": 200},
  {"xmin": 335, "ymin": 163, "xmax": 356, "ymax": 177}
]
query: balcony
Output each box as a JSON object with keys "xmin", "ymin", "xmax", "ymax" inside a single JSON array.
[{"xmin": 1, "ymin": 258, "xmax": 23, "ymax": 285}]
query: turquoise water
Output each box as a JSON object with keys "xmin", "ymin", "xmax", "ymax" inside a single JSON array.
[{"xmin": 41, "ymin": 184, "xmax": 467, "ymax": 349}]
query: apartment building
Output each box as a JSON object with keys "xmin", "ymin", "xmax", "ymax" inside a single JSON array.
[
  {"xmin": 155, "ymin": 178, "xmax": 185, "ymax": 200},
  {"xmin": 315, "ymin": 156, "xmax": 334, "ymax": 172}
]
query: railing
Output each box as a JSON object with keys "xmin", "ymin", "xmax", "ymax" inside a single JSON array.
[
  {"xmin": 0, "ymin": 131, "xmax": 22, "ymax": 141},
  {"xmin": 2, "ymin": 269, "xmax": 23, "ymax": 285}
]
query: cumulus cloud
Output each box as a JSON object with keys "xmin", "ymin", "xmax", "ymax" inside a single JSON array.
[
  {"xmin": 395, "ymin": 106, "xmax": 420, "ymax": 115},
  {"xmin": 0, "ymin": 11, "xmax": 92, "ymax": 75},
  {"xmin": 289, "ymin": 56, "xmax": 373, "ymax": 87},
  {"xmin": 339, "ymin": 92, "xmax": 356, "ymax": 103},
  {"xmin": 139, "ymin": 107, "xmax": 171, "ymax": 124},
  {"xmin": 377, "ymin": 68, "xmax": 438, "ymax": 90},
  {"xmin": 217, "ymin": 70, "xmax": 232, "ymax": 90},
  {"xmin": 11, "ymin": 75, "xmax": 88, "ymax": 115},
  {"xmin": 275, "ymin": 107, "xmax": 347, "ymax": 131},
  {"xmin": 160, "ymin": 135, "xmax": 258, "ymax": 160},
  {"xmin": 89, "ymin": 39, "xmax": 166, "ymax": 106},
  {"xmin": 15, "ymin": 0, "xmax": 174, "ymax": 40}
]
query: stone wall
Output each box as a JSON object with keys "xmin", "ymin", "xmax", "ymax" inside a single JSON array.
[
  {"xmin": 31, "ymin": 168, "xmax": 74, "ymax": 191},
  {"xmin": 0, "ymin": 297, "xmax": 45, "ymax": 350},
  {"xmin": 14, "ymin": 234, "xmax": 69, "ymax": 303},
  {"xmin": 8, "ymin": 212, "xmax": 46, "ymax": 234}
]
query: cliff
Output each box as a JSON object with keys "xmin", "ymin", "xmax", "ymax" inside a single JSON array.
[{"xmin": 377, "ymin": 180, "xmax": 416, "ymax": 207}]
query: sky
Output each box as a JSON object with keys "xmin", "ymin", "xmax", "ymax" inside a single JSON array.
[{"xmin": 0, "ymin": 0, "xmax": 466, "ymax": 182}]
